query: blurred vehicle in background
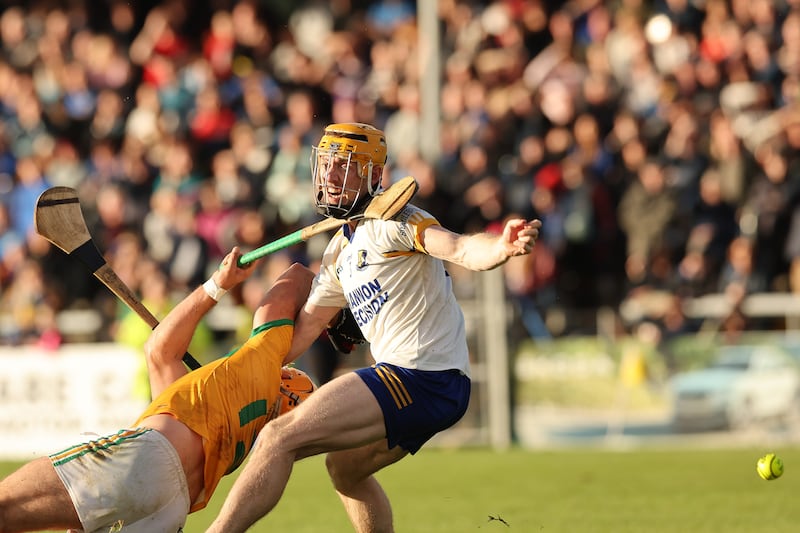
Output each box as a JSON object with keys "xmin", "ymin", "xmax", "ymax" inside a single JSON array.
[{"xmin": 669, "ymin": 344, "xmax": 800, "ymax": 432}]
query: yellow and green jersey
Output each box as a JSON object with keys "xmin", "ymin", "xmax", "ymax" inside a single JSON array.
[{"xmin": 135, "ymin": 319, "xmax": 292, "ymax": 512}]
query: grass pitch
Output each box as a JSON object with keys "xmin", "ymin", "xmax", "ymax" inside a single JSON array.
[{"xmin": 4, "ymin": 446, "xmax": 799, "ymax": 532}]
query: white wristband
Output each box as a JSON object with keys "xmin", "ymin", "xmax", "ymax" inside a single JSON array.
[{"xmin": 203, "ymin": 277, "xmax": 227, "ymax": 302}]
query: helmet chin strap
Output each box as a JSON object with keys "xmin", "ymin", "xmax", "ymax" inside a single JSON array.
[
  {"xmin": 348, "ymin": 193, "xmax": 372, "ymax": 216},
  {"xmin": 316, "ymin": 189, "xmax": 370, "ymax": 218}
]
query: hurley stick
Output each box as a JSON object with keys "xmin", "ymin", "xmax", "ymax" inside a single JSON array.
[
  {"xmin": 34, "ymin": 187, "xmax": 202, "ymax": 370},
  {"xmin": 238, "ymin": 175, "xmax": 419, "ymax": 266}
]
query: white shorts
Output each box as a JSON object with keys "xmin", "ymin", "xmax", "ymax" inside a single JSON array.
[{"xmin": 50, "ymin": 427, "xmax": 190, "ymax": 533}]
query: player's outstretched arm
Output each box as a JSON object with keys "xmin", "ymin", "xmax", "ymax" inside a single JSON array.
[
  {"xmin": 421, "ymin": 218, "xmax": 542, "ymax": 271},
  {"xmin": 145, "ymin": 247, "xmax": 256, "ymax": 396}
]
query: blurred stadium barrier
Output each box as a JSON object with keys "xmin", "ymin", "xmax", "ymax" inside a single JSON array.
[{"xmin": 0, "ymin": 344, "xmax": 148, "ymax": 460}]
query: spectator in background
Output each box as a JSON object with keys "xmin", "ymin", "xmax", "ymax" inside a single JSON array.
[
  {"xmin": 6, "ymin": 84, "xmax": 54, "ymax": 159},
  {"xmin": 366, "ymin": 0, "xmax": 415, "ymax": 38},
  {"xmin": 718, "ymin": 235, "xmax": 766, "ymax": 305},
  {"xmin": 203, "ymin": 10, "xmax": 237, "ymax": 81},
  {"xmin": 604, "ymin": 110, "xmax": 642, "ymax": 185},
  {"xmin": 0, "ymin": 7, "xmax": 37, "ymax": 72},
  {"xmin": 660, "ymin": 102, "xmax": 707, "ymax": 225},
  {"xmin": 618, "ymin": 158, "xmax": 677, "ymax": 286},
  {"xmin": 557, "ymin": 156, "xmax": 618, "ymax": 308},
  {"xmin": 746, "ymin": 141, "xmax": 800, "ymax": 285},
  {"xmin": 0, "ymin": 202, "xmax": 24, "ymax": 286},
  {"xmin": 45, "ymin": 139, "xmax": 88, "ymax": 190},
  {"xmin": 118, "ymin": 136, "xmax": 158, "ymax": 216},
  {"xmin": 7, "ymin": 155, "xmax": 50, "ymax": 242},
  {"xmin": 232, "ymin": 207, "xmax": 268, "ymax": 256},
  {"xmin": 149, "ymin": 54, "xmax": 194, "ymax": 135},
  {"xmin": 570, "ymin": 113, "xmax": 613, "ymax": 183},
  {"xmin": 90, "ymin": 182, "xmax": 138, "ymax": 254},
  {"xmin": 143, "ymin": 186, "xmax": 181, "ymax": 268},
  {"xmin": 195, "ymin": 179, "xmax": 239, "ymax": 264},
  {"xmin": 81, "ymin": 139, "xmax": 127, "ymax": 197},
  {"xmin": 503, "ymin": 224, "xmax": 557, "ymax": 340},
  {"xmin": 152, "ymin": 137, "xmax": 203, "ymax": 201},
  {"xmin": 165, "ymin": 200, "xmax": 210, "ymax": 292},
  {"xmin": 787, "ymin": 203, "xmax": 800, "ymax": 297},
  {"xmin": 499, "ymin": 133, "xmax": 544, "ymax": 220},
  {"xmin": 228, "ymin": 120, "xmax": 272, "ymax": 208},
  {"xmin": 383, "ymin": 82, "xmax": 421, "ymax": 164},
  {"xmin": 438, "ymin": 142, "xmax": 497, "ymax": 232},
  {"xmin": 706, "ymin": 109, "xmax": 750, "ymax": 207},
  {"xmin": 0, "ymin": 259, "xmax": 60, "ymax": 347},
  {"xmin": 60, "ymin": 60, "xmax": 97, "ymax": 137},
  {"xmin": 278, "ymin": 90, "xmax": 322, "ymax": 147},
  {"xmin": 188, "ymin": 84, "xmax": 237, "ymax": 156},
  {"xmin": 263, "ymin": 126, "xmax": 315, "ymax": 230},
  {"xmin": 683, "ymin": 169, "xmax": 738, "ymax": 287},
  {"xmin": 209, "ymin": 148, "xmax": 253, "ymax": 212},
  {"xmin": 124, "ymin": 82, "xmax": 163, "ymax": 151}
]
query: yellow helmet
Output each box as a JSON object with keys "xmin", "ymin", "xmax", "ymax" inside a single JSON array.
[
  {"xmin": 274, "ymin": 366, "xmax": 317, "ymax": 418},
  {"xmin": 311, "ymin": 123, "xmax": 388, "ymax": 218}
]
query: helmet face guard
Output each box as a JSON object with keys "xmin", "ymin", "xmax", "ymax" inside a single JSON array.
[{"xmin": 311, "ymin": 123, "xmax": 387, "ymax": 219}]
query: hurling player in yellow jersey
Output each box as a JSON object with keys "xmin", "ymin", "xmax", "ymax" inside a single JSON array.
[
  {"xmin": 0, "ymin": 248, "xmax": 318, "ymax": 532},
  {"xmin": 209, "ymin": 123, "xmax": 542, "ymax": 533}
]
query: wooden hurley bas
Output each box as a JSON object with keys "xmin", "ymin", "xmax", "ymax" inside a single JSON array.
[{"xmin": 34, "ymin": 186, "xmax": 202, "ymax": 370}]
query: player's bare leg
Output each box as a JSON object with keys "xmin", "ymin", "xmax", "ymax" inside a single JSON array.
[
  {"xmin": 326, "ymin": 441, "xmax": 407, "ymax": 533},
  {"xmin": 0, "ymin": 457, "xmax": 81, "ymax": 532},
  {"xmin": 208, "ymin": 373, "xmax": 388, "ymax": 533}
]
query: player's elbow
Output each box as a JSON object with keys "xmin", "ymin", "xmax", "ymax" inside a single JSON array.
[{"xmin": 143, "ymin": 330, "xmax": 167, "ymax": 368}]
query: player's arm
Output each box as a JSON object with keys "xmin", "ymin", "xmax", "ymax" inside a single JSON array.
[
  {"xmin": 283, "ymin": 301, "xmax": 341, "ymax": 365},
  {"xmin": 420, "ymin": 218, "xmax": 542, "ymax": 271},
  {"xmin": 251, "ymin": 263, "xmax": 315, "ymax": 328},
  {"xmin": 144, "ymin": 247, "xmax": 256, "ymax": 397}
]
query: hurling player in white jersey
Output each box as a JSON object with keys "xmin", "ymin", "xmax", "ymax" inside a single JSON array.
[{"xmin": 209, "ymin": 123, "xmax": 541, "ymax": 533}]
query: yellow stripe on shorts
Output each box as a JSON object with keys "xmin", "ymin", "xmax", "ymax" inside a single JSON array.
[
  {"xmin": 375, "ymin": 365, "xmax": 413, "ymax": 409},
  {"xmin": 50, "ymin": 428, "xmax": 151, "ymax": 466}
]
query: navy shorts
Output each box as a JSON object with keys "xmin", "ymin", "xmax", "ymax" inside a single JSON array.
[{"xmin": 355, "ymin": 363, "xmax": 471, "ymax": 454}]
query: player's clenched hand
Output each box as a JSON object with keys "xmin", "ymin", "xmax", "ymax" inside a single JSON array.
[
  {"xmin": 502, "ymin": 218, "xmax": 541, "ymax": 257},
  {"xmin": 218, "ymin": 246, "xmax": 256, "ymax": 290}
]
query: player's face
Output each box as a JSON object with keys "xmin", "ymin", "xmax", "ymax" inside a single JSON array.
[{"xmin": 315, "ymin": 152, "xmax": 368, "ymax": 207}]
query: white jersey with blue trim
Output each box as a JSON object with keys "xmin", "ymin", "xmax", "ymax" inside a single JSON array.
[{"xmin": 308, "ymin": 203, "xmax": 471, "ymax": 377}]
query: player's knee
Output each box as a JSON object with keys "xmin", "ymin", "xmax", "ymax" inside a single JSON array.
[
  {"xmin": 283, "ymin": 263, "xmax": 314, "ymax": 289},
  {"xmin": 325, "ymin": 454, "xmax": 347, "ymax": 491},
  {"xmin": 267, "ymin": 263, "xmax": 315, "ymax": 311},
  {"xmin": 286, "ymin": 261, "xmax": 314, "ymax": 279},
  {"xmin": 254, "ymin": 422, "xmax": 280, "ymax": 450},
  {"xmin": 256, "ymin": 414, "xmax": 297, "ymax": 453},
  {"xmin": 325, "ymin": 454, "xmax": 362, "ymax": 492}
]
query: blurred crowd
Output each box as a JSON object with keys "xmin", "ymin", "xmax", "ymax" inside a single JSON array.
[{"xmin": 1, "ymin": 0, "xmax": 800, "ymax": 356}]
